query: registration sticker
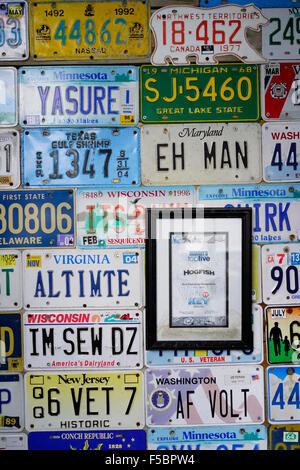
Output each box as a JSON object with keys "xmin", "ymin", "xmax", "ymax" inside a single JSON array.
[
  {"xmin": 0, "ymin": 130, "xmax": 20, "ymax": 188},
  {"xmin": 0, "ymin": 312, "xmax": 23, "ymax": 371},
  {"xmin": 269, "ymin": 424, "xmax": 300, "ymax": 450},
  {"xmin": 0, "ymin": 2, "xmax": 28, "ymax": 60},
  {"xmin": 0, "ymin": 373, "xmax": 24, "ymax": 431},
  {"xmin": 0, "ymin": 433, "xmax": 27, "ymax": 450},
  {"xmin": 0, "ymin": 251, "xmax": 22, "ymax": 310},
  {"xmin": 266, "ymin": 306, "xmax": 300, "ymax": 365},
  {"xmin": 267, "ymin": 366, "xmax": 300, "ymax": 423},
  {"xmin": 0, "ymin": 67, "xmax": 17, "ymax": 127}
]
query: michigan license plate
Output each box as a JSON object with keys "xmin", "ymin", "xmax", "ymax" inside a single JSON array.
[
  {"xmin": 29, "ymin": 0, "xmax": 151, "ymax": 61},
  {"xmin": 262, "ymin": 8, "xmax": 300, "ymax": 61},
  {"xmin": 0, "ymin": 373, "xmax": 24, "ymax": 432},
  {"xmin": 269, "ymin": 424, "xmax": 300, "ymax": 450},
  {"xmin": 266, "ymin": 306, "xmax": 300, "ymax": 364},
  {"xmin": 22, "ymin": 127, "xmax": 140, "ymax": 187},
  {"xmin": 0, "ymin": 2, "xmax": 28, "ymax": 60},
  {"xmin": 0, "ymin": 67, "xmax": 17, "ymax": 126},
  {"xmin": 0, "ymin": 312, "xmax": 23, "ymax": 371},
  {"xmin": 19, "ymin": 66, "xmax": 139, "ymax": 127},
  {"xmin": 0, "ymin": 251, "xmax": 22, "ymax": 310},
  {"xmin": 267, "ymin": 366, "xmax": 300, "ymax": 423},
  {"xmin": 25, "ymin": 371, "xmax": 144, "ymax": 431},
  {"xmin": 0, "ymin": 130, "xmax": 20, "ymax": 188}
]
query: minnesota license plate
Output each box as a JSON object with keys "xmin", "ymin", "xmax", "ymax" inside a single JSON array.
[
  {"xmin": 29, "ymin": 0, "xmax": 151, "ymax": 61},
  {"xmin": 0, "ymin": 2, "xmax": 28, "ymax": 60},
  {"xmin": 262, "ymin": 243, "xmax": 300, "ymax": 305},
  {"xmin": 19, "ymin": 66, "xmax": 139, "ymax": 127},
  {"xmin": 262, "ymin": 8, "xmax": 300, "ymax": 61},
  {"xmin": 0, "ymin": 67, "xmax": 17, "ymax": 126},
  {"xmin": 140, "ymin": 63, "xmax": 260, "ymax": 123},
  {"xmin": 25, "ymin": 371, "xmax": 144, "ymax": 431},
  {"xmin": 0, "ymin": 434, "xmax": 27, "ymax": 450},
  {"xmin": 23, "ymin": 310, "xmax": 143, "ymax": 370},
  {"xmin": 76, "ymin": 186, "xmax": 195, "ymax": 249},
  {"xmin": 0, "ymin": 130, "xmax": 20, "ymax": 188},
  {"xmin": 140, "ymin": 123, "xmax": 262, "ymax": 186},
  {"xmin": 266, "ymin": 306, "xmax": 300, "ymax": 364},
  {"xmin": 22, "ymin": 127, "xmax": 140, "ymax": 187},
  {"xmin": 0, "ymin": 312, "xmax": 23, "ymax": 371},
  {"xmin": 199, "ymin": 1, "xmax": 300, "ymax": 6},
  {"xmin": 0, "ymin": 373, "xmax": 24, "ymax": 432},
  {"xmin": 0, "ymin": 251, "xmax": 22, "ymax": 310},
  {"xmin": 22, "ymin": 249, "xmax": 143, "ymax": 310},
  {"xmin": 269, "ymin": 424, "xmax": 300, "ymax": 450},
  {"xmin": 0, "ymin": 189, "xmax": 75, "ymax": 249},
  {"xmin": 267, "ymin": 366, "xmax": 300, "ymax": 423}
]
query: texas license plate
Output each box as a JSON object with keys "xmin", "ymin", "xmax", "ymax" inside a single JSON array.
[
  {"xmin": 141, "ymin": 123, "xmax": 262, "ymax": 186},
  {"xmin": 199, "ymin": 1, "xmax": 300, "ymax": 6},
  {"xmin": 262, "ymin": 8, "xmax": 300, "ymax": 61},
  {"xmin": 23, "ymin": 310, "xmax": 143, "ymax": 370},
  {"xmin": 0, "ymin": 189, "xmax": 75, "ymax": 249},
  {"xmin": 269, "ymin": 424, "xmax": 300, "ymax": 450},
  {"xmin": 0, "ymin": 2, "xmax": 28, "ymax": 60},
  {"xmin": 22, "ymin": 127, "xmax": 140, "ymax": 187},
  {"xmin": 0, "ymin": 130, "xmax": 20, "ymax": 188},
  {"xmin": 0, "ymin": 67, "xmax": 17, "ymax": 126},
  {"xmin": 0, "ymin": 373, "xmax": 24, "ymax": 432},
  {"xmin": 0, "ymin": 251, "xmax": 22, "ymax": 310},
  {"xmin": 22, "ymin": 249, "xmax": 143, "ymax": 309},
  {"xmin": 266, "ymin": 306, "xmax": 300, "ymax": 364},
  {"xmin": 262, "ymin": 243, "xmax": 300, "ymax": 305},
  {"xmin": 19, "ymin": 65, "xmax": 139, "ymax": 127},
  {"xmin": 140, "ymin": 63, "xmax": 260, "ymax": 123},
  {"xmin": 146, "ymin": 365, "xmax": 264, "ymax": 426},
  {"xmin": 29, "ymin": 0, "xmax": 151, "ymax": 61},
  {"xmin": 25, "ymin": 371, "xmax": 144, "ymax": 431},
  {"xmin": 0, "ymin": 434, "xmax": 27, "ymax": 450},
  {"xmin": 0, "ymin": 312, "xmax": 23, "ymax": 371},
  {"xmin": 267, "ymin": 366, "xmax": 300, "ymax": 423}
]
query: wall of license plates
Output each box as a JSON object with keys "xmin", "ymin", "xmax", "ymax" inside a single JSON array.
[{"xmin": 0, "ymin": 0, "xmax": 300, "ymax": 452}]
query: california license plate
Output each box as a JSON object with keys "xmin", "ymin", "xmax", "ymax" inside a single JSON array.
[
  {"xmin": 269, "ymin": 424, "xmax": 300, "ymax": 450},
  {"xmin": 140, "ymin": 64, "xmax": 260, "ymax": 123},
  {"xmin": 267, "ymin": 366, "xmax": 300, "ymax": 423},
  {"xmin": 0, "ymin": 251, "xmax": 22, "ymax": 310},
  {"xmin": 29, "ymin": 0, "xmax": 151, "ymax": 61},
  {"xmin": 0, "ymin": 2, "xmax": 28, "ymax": 60},
  {"xmin": 22, "ymin": 127, "xmax": 140, "ymax": 187},
  {"xmin": 0, "ymin": 130, "xmax": 20, "ymax": 188},
  {"xmin": 266, "ymin": 306, "xmax": 300, "ymax": 364},
  {"xmin": 19, "ymin": 66, "xmax": 139, "ymax": 127},
  {"xmin": 0, "ymin": 373, "xmax": 24, "ymax": 432},
  {"xmin": 0, "ymin": 434, "xmax": 27, "ymax": 450},
  {"xmin": 25, "ymin": 371, "xmax": 144, "ymax": 431},
  {"xmin": 0, "ymin": 67, "xmax": 17, "ymax": 126},
  {"xmin": 22, "ymin": 249, "xmax": 143, "ymax": 310},
  {"xmin": 23, "ymin": 310, "xmax": 143, "ymax": 370},
  {"xmin": 0, "ymin": 312, "xmax": 23, "ymax": 371},
  {"xmin": 262, "ymin": 8, "xmax": 300, "ymax": 60},
  {"xmin": 199, "ymin": 1, "xmax": 300, "ymax": 6}
]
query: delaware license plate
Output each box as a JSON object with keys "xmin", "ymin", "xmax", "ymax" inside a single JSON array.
[
  {"xmin": 0, "ymin": 130, "xmax": 20, "ymax": 188},
  {"xmin": 29, "ymin": 0, "xmax": 151, "ymax": 61},
  {"xmin": 199, "ymin": 1, "xmax": 300, "ymax": 6},
  {"xmin": 76, "ymin": 186, "xmax": 195, "ymax": 249},
  {"xmin": 0, "ymin": 189, "xmax": 75, "ymax": 249},
  {"xmin": 22, "ymin": 127, "xmax": 140, "ymax": 187},
  {"xmin": 0, "ymin": 2, "xmax": 28, "ymax": 60},
  {"xmin": 0, "ymin": 67, "xmax": 17, "ymax": 126},
  {"xmin": 262, "ymin": 8, "xmax": 300, "ymax": 60},
  {"xmin": 19, "ymin": 66, "xmax": 139, "ymax": 127},
  {"xmin": 0, "ymin": 251, "xmax": 22, "ymax": 310},
  {"xmin": 262, "ymin": 243, "xmax": 300, "ymax": 305},
  {"xmin": 146, "ymin": 366, "xmax": 264, "ymax": 426},
  {"xmin": 140, "ymin": 123, "xmax": 262, "ymax": 186},
  {"xmin": 267, "ymin": 366, "xmax": 300, "ymax": 423},
  {"xmin": 25, "ymin": 371, "xmax": 144, "ymax": 431},
  {"xmin": 0, "ymin": 434, "xmax": 27, "ymax": 450},
  {"xmin": 23, "ymin": 310, "xmax": 143, "ymax": 370},
  {"xmin": 269, "ymin": 424, "xmax": 300, "ymax": 450},
  {"xmin": 0, "ymin": 373, "xmax": 24, "ymax": 431},
  {"xmin": 266, "ymin": 306, "xmax": 300, "ymax": 364},
  {"xmin": 0, "ymin": 312, "xmax": 23, "ymax": 371},
  {"xmin": 140, "ymin": 64, "xmax": 260, "ymax": 123},
  {"xmin": 22, "ymin": 249, "xmax": 143, "ymax": 310}
]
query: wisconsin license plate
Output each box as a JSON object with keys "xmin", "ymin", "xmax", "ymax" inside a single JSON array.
[
  {"xmin": 0, "ymin": 312, "xmax": 23, "ymax": 371},
  {"xmin": 0, "ymin": 67, "xmax": 17, "ymax": 126},
  {"xmin": 0, "ymin": 251, "xmax": 22, "ymax": 310},
  {"xmin": 269, "ymin": 424, "xmax": 300, "ymax": 450},
  {"xmin": 0, "ymin": 130, "xmax": 20, "ymax": 188},
  {"xmin": 29, "ymin": 0, "xmax": 151, "ymax": 61},
  {"xmin": 199, "ymin": 1, "xmax": 300, "ymax": 6},
  {"xmin": 146, "ymin": 366, "xmax": 264, "ymax": 426},
  {"xmin": 266, "ymin": 306, "xmax": 300, "ymax": 364},
  {"xmin": 0, "ymin": 434, "xmax": 27, "ymax": 450},
  {"xmin": 0, "ymin": 373, "xmax": 24, "ymax": 432},
  {"xmin": 23, "ymin": 310, "xmax": 143, "ymax": 370},
  {"xmin": 22, "ymin": 249, "xmax": 143, "ymax": 309},
  {"xmin": 140, "ymin": 63, "xmax": 260, "ymax": 123},
  {"xmin": 25, "ymin": 371, "xmax": 144, "ymax": 431},
  {"xmin": 141, "ymin": 123, "xmax": 262, "ymax": 186},
  {"xmin": 19, "ymin": 66, "xmax": 139, "ymax": 127},
  {"xmin": 22, "ymin": 127, "xmax": 140, "ymax": 187},
  {"xmin": 267, "ymin": 366, "xmax": 300, "ymax": 423},
  {"xmin": 0, "ymin": 2, "xmax": 28, "ymax": 60},
  {"xmin": 262, "ymin": 8, "xmax": 300, "ymax": 61}
]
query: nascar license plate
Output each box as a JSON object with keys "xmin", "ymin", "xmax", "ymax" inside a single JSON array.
[
  {"xmin": 25, "ymin": 371, "xmax": 144, "ymax": 431},
  {"xmin": 262, "ymin": 8, "xmax": 300, "ymax": 61},
  {"xmin": 269, "ymin": 424, "xmax": 300, "ymax": 450},
  {"xmin": 22, "ymin": 127, "xmax": 140, "ymax": 187},
  {"xmin": 0, "ymin": 251, "xmax": 22, "ymax": 310},
  {"xmin": 267, "ymin": 366, "xmax": 300, "ymax": 423},
  {"xmin": 0, "ymin": 130, "xmax": 20, "ymax": 189},
  {"xmin": 19, "ymin": 66, "xmax": 139, "ymax": 127},
  {"xmin": 266, "ymin": 306, "xmax": 300, "ymax": 365},
  {"xmin": 0, "ymin": 67, "xmax": 17, "ymax": 127},
  {"xmin": 0, "ymin": 2, "xmax": 28, "ymax": 60},
  {"xmin": 0, "ymin": 373, "xmax": 24, "ymax": 432},
  {"xmin": 0, "ymin": 312, "xmax": 23, "ymax": 371}
]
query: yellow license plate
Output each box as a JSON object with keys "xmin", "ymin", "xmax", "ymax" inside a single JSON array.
[{"xmin": 29, "ymin": 0, "xmax": 151, "ymax": 60}]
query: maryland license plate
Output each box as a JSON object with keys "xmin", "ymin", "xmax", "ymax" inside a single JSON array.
[
  {"xmin": 0, "ymin": 373, "xmax": 24, "ymax": 432},
  {"xmin": 0, "ymin": 130, "xmax": 20, "ymax": 189},
  {"xmin": 19, "ymin": 66, "xmax": 139, "ymax": 127},
  {"xmin": 266, "ymin": 306, "xmax": 300, "ymax": 364},
  {"xmin": 29, "ymin": 0, "xmax": 151, "ymax": 61},
  {"xmin": 25, "ymin": 371, "xmax": 144, "ymax": 431},
  {"xmin": 262, "ymin": 8, "xmax": 300, "ymax": 61},
  {"xmin": 269, "ymin": 424, "xmax": 300, "ymax": 450},
  {"xmin": 267, "ymin": 366, "xmax": 300, "ymax": 423},
  {"xmin": 0, "ymin": 434, "xmax": 27, "ymax": 450},
  {"xmin": 22, "ymin": 127, "xmax": 140, "ymax": 187},
  {"xmin": 0, "ymin": 2, "xmax": 28, "ymax": 60},
  {"xmin": 0, "ymin": 251, "xmax": 22, "ymax": 310},
  {"xmin": 140, "ymin": 63, "xmax": 260, "ymax": 123},
  {"xmin": 0, "ymin": 312, "xmax": 23, "ymax": 371},
  {"xmin": 0, "ymin": 67, "xmax": 17, "ymax": 126},
  {"xmin": 23, "ymin": 310, "xmax": 143, "ymax": 370}
]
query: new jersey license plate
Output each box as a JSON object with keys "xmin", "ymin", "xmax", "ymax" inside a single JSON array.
[
  {"xmin": 0, "ymin": 312, "xmax": 23, "ymax": 371},
  {"xmin": 266, "ymin": 306, "xmax": 300, "ymax": 364},
  {"xmin": 267, "ymin": 366, "xmax": 300, "ymax": 423},
  {"xmin": 19, "ymin": 66, "xmax": 139, "ymax": 127},
  {"xmin": 0, "ymin": 67, "xmax": 17, "ymax": 126},
  {"xmin": 0, "ymin": 251, "xmax": 22, "ymax": 310},
  {"xmin": 22, "ymin": 127, "xmax": 140, "ymax": 187},
  {"xmin": 269, "ymin": 424, "xmax": 300, "ymax": 450},
  {"xmin": 0, "ymin": 130, "xmax": 20, "ymax": 189},
  {"xmin": 0, "ymin": 373, "xmax": 24, "ymax": 432},
  {"xmin": 0, "ymin": 2, "xmax": 28, "ymax": 60},
  {"xmin": 262, "ymin": 8, "xmax": 300, "ymax": 61}
]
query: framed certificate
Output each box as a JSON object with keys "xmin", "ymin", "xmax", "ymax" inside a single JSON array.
[{"xmin": 145, "ymin": 207, "xmax": 252, "ymax": 350}]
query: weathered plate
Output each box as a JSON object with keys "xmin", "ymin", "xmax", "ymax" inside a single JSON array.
[
  {"xmin": 0, "ymin": 434, "xmax": 27, "ymax": 450},
  {"xmin": 199, "ymin": 1, "xmax": 300, "ymax": 6},
  {"xmin": 262, "ymin": 8, "xmax": 300, "ymax": 61},
  {"xmin": 269, "ymin": 424, "xmax": 300, "ymax": 450},
  {"xmin": 0, "ymin": 2, "xmax": 28, "ymax": 60},
  {"xmin": 0, "ymin": 312, "xmax": 23, "ymax": 371},
  {"xmin": 0, "ymin": 251, "xmax": 22, "ymax": 309},
  {"xmin": 0, "ymin": 373, "xmax": 24, "ymax": 432},
  {"xmin": 0, "ymin": 67, "xmax": 17, "ymax": 127},
  {"xmin": 0, "ymin": 130, "xmax": 20, "ymax": 189}
]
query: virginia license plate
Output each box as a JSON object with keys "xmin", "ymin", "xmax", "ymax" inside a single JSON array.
[
  {"xmin": 0, "ymin": 434, "xmax": 27, "ymax": 450},
  {"xmin": 0, "ymin": 130, "xmax": 20, "ymax": 188},
  {"xmin": 267, "ymin": 366, "xmax": 300, "ymax": 423},
  {"xmin": 199, "ymin": 1, "xmax": 300, "ymax": 6},
  {"xmin": 22, "ymin": 249, "xmax": 143, "ymax": 309},
  {"xmin": 146, "ymin": 365, "xmax": 264, "ymax": 426},
  {"xmin": 262, "ymin": 8, "xmax": 300, "ymax": 60},
  {"xmin": 19, "ymin": 65, "xmax": 139, "ymax": 127},
  {"xmin": 0, "ymin": 67, "xmax": 17, "ymax": 126},
  {"xmin": 0, "ymin": 2, "xmax": 28, "ymax": 60},
  {"xmin": 269, "ymin": 424, "xmax": 300, "ymax": 450},
  {"xmin": 266, "ymin": 306, "xmax": 300, "ymax": 364},
  {"xmin": 22, "ymin": 127, "xmax": 140, "ymax": 187},
  {"xmin": 140, "ymin": 63, "xmax": 260, "ymax": 123},
  {"xmin": 140, "ymin": 123, "xmax": 262, "ymax": 186},
  {"xmin": 0, "ymin": 312, "xmax": 23, "ymax": 371},
  {"xmin": 23, "ymin": 310, "xmax": 143, "ymax": 370},
  {"xmin": 0, "ymin": 373, "xmax": 24, "ymax": 432},
  {"xmin": 0, "ymin": 251, "xmax": 22, "ymax": 310},
  {"xmin": 25, "ymin": 371, "xmax": 144, "ymax": 431},
  {"xmin": 29, "ymin": 0, "xmax": 151, "ymax": 61}
]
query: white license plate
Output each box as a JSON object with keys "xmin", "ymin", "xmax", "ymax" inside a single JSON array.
[
  {"xmin": 0, "ymin": 2, "xmax": 28, "ymax": 61},
  {"xmin": 23, "ymin": 310, "xmax": 143, "ymax": 370},
  {"xmin": 0, "ymin": 67, "xmax": 17, "ymax": 126},
  {"xmin": 267, "ymin": 366, "xmax": 300, "ymax": 423},
  {"xmin": 0, "ymin": 434, "xmax": 27, "ymax": 450},
  {"xmin": 0, "ymin": 251, "xmax": 22, "ymax": 310},
  {"xmin": 141, "ymin": 124, "xmax": 262, "ymax": 186},
  {"xmin": 0, "ymin": 130, "xmax": 20, "ymax": 188},
  {"xmin": 22, "ymin": 249, "xmax": 143, "ymax": 309},
  {"xmin": 0, "ymin": 373, "xmax": 24, "ymax": 432},
  {"xmin": 262, "ymin": 8, "xmax": 300, "ymax": 61},
  {"xmin": 262, "ymin": 243, "xmax": 300, "ymax": 305}
]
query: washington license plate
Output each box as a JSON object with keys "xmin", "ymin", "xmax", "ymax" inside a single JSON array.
[
  {"xmin": 0, "ymin": 251, "xmax": 22, "ymax": 310},
  {"xmin": 262, "ymin": 8, "xmax": 300, "ymax": 61},
  {"xmin": 22, "ymin": 127, "xmax": 140, "ymax": 187},
  {"xmin": 269, "ymin": 424, "xmax": 300, "ymax": 450},
  {"xmin": 19, "ymin": 66, "xmax": 139, "ymax": 127},
  {"xmin": 0, "ymin": 67, "xmax": 17, "ymax": 126},
  {"xmin": 0, "ymin": 2, "xmax": 28, "ymax": 60},
  {"xmin": 266, "ymin": 306, "xmax": 300, "ymax": 364},
  {"xmin": 0, "ymin": 312, "xmax": 23, "ymax": 371},
  {"xmin": 267, "ymin": 366, "xmax": 300, "ymax": 423},
  {"xmin": 0, "ymin": 373, "xmax": 24, "ymax": 432},
  {"xmin": 0, "ymin": 130, "xmax": 20, "ymax": 188},
  {"xmin": 25, "ymin": 371, "xmax": 144, "ymax": 431}
]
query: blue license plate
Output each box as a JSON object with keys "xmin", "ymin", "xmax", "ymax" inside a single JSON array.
[
  {"xmin": 22, "ymin": 127, "xmax": 140, "ymax": 187},
  {"xmin": 269, "ymin": 424, "xmax": 300, "ymax": 450},
  {"xmin": 0, "ymin": 189, "xmax": 75, "ymax": 248},
  {"xmin": 199, "ymin": 1, "xmax": 300, "ymax": 6},
  {"xmin": 0, "ymin": 313, "xmax": 22, "ymax": 371}
]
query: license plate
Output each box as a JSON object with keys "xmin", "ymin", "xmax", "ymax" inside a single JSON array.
[
  {"xmin": 0, "ymin": 251, "xmax": 22, "ymax": 310},
  {"xmin": 0, "ymin": 434, "xmax": 27, "ymax": 450},
  {"xmin": 0, "ymin": 130, "xmax": 20, "ymax": 188},
  {"xmin": 267, "ymin": 366, "xmax": 300, "ymax": 423},
  {"xmin": 266, "ymin": 306, "xmax": 300, "ymax": 364},
  {"xmin": 0, "ymin": 313, "xmax": 22, "ymax": 371},
  {"xmin": 23, "ymin": 310, "xmax": 143, "ymax": 370},
  {"xmin": 199, "ymin": 1, "xmax": 300, "ymax": 6},
  {"xmin": 252, "ymin": 245, "xmax": 262, "ymax": 303},
  {"xmin": 0, "ymin": 373, "xmax": 24, "ymax": 432},
  {"xmin": 0, "ymin": 2, "xmax": 28, "ymax": 60},
  {"xmin": 262, "ymin": 243, "xmax": 300, "ymax": 305},
  {"xmin": 150, "ymin": 5, "xmax": 268, "ymax": 65},
  {"xmin": 141, "ymin": 123, "xmax": 262, "ymax": 186},
  {"xmin": 0, "ymin": 189, "xmax": 75, "ymax": 249},
  {"xmin": 269, "ymin": 424, "xmax": 300, "ymax": 450},
  {"xmin": 76, "ymin": 186, "xmax": 195, "ymax": 248},
  {"xmin": 25, "ymin": 371, "xmax": 144, "ymax": 431},
  {"xmin": 147, "ymin": 425, "xmax": 267, "ymax": 450},
  {"xmin": 22, "ymin": 127, "xmax": 140, "ymax": 187},
  {"xmin": 262, "ymin": 8, "xmax": 300, "ymax": 60},
  {"xmin": 19, "ymin": 65, "xmax": 139, "ymax": 127},
  {"xmin": 140, "ymin": 64, "xmax": 260, "ymax": 123},
  {"xmin": 0, "ymin": 67, "xmax": 17, "ymax": 126},
  {"xmin": 29, "ymin": 0, "xmax": 151, "ymax": 61},
  {"xmin": 146, "ymin": 365, "xmax": 264, "ymax": 426},
  {"xmin": 22, "ymin": 249, "xmax": 143, "ymax": 309}
]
